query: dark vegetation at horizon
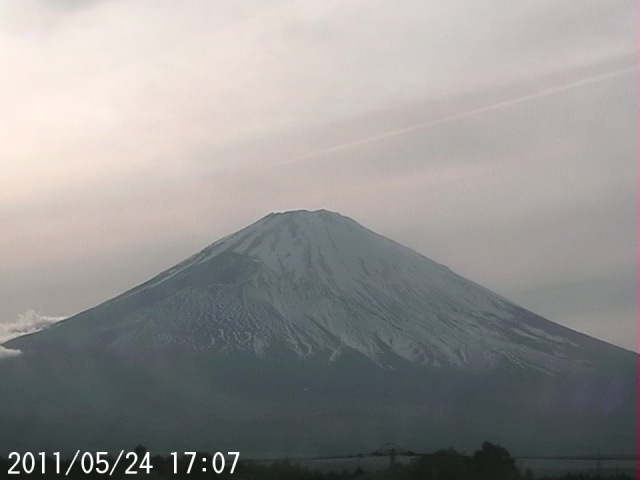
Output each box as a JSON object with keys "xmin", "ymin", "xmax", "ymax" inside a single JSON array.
[{"xmin": 0, "ymin": 442, "xmax": 633, "ymax": 480}]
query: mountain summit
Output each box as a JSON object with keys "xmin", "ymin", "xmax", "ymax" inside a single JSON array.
[
  {"xmin": 9, "ymin": 209, "xmax": 628, "ymax": 374},
  {"xmin": 2, "ymin": 210, "xmax": 636, "ymax": 456}
]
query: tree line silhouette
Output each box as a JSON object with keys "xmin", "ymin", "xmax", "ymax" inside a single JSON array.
[{"xmin": 0, "ymin": 441, "xmax": 633, "ymax": 479}]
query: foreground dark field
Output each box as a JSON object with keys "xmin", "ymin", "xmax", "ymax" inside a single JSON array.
[{"xmin": 0, "ymin": 442, "xmax": 635, "ymax": 480}]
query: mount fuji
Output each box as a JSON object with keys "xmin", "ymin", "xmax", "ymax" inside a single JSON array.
[{"xmin": 1, "ymin": 210, "xmax": 636, "ymax": 456}]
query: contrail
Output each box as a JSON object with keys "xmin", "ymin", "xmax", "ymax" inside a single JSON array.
[{"xmin": 276, "ymin": 66, "xmax": 637, "ymax": 166}]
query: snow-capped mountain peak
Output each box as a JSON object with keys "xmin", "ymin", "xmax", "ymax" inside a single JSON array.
[{"xmin": 7, "ymin": 210, "xmax": 620, "ymax": 374}]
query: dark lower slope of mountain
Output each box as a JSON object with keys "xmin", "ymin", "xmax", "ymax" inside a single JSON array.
[
  {"xmin": 0, "ymin": 349, "xmax": 635, "ymax": 457},
  {"xmin": 1, "ymin": 210, "xmax": 636, "ymax": 456}
]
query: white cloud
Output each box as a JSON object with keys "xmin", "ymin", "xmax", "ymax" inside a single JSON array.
[
  {"xmin": 0, "ymin": 310, "xmax": 67, "ymax": 358},
  {"xmin": 0, "ymin": 346, "xmax": 21, "ymax": 359}
]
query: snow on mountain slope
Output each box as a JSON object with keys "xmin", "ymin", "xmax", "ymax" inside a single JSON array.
[{"xmin": 7, "ymin": 210, "xmax": 621, "ymax": 373}]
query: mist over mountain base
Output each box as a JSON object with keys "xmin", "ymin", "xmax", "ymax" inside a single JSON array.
[{"xmin": 0, "ymin": 349, "xmax": 634, "ymax": 457}]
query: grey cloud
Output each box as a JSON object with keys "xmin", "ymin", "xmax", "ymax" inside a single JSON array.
[{"xmin": 38, "ymin": 0, "xmax": 107, "ymax": 11}]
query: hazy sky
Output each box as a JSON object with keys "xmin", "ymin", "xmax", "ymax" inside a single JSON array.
[{"xmin": 1, "ymin": 1, "xmax": 637, "ymax": 351}]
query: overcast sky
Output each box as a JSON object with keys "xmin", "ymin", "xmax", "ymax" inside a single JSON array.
[{"xmin": 1, "ymin": 1, "xmax": 637, "ymax": 351}]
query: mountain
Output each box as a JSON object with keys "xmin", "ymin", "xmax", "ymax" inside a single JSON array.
[
  {"xmin": 1, "ymin": 210, "xmax": 636, "ymax": 457},
  {"xmin": 7, "ymin": 210, "xmax": 627, "ymax": 372}
]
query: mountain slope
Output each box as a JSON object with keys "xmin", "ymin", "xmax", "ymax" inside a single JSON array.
[
  {"xmin": 9, "ymin": 210, "xmax": 630, "ymax": 374},
  {"xmin": 1, "ymin": 210, "xmax": 636, "ymax": 456}
]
